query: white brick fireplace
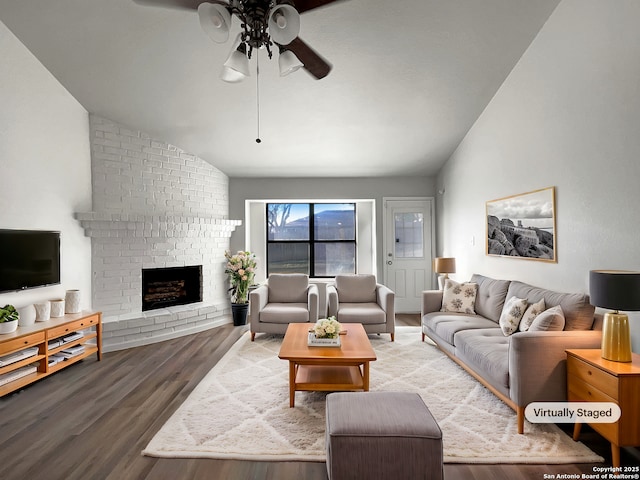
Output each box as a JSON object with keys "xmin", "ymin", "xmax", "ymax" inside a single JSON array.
[{"xmin": 76, "ymin": 116, "xmax": 241, "ymax": 352}]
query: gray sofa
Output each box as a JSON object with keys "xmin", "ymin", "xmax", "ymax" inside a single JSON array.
[{"xmin": 421, "ymin": 274, "xmax": 602, "ymax": 434}]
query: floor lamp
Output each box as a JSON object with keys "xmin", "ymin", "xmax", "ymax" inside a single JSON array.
[
  {"xmin": 589, "ymin": 270, "xmax": 640, "ymax": 362},
  {"xmin": 434, "ymin": 257, "xmax": 456, "ymax": 290}
]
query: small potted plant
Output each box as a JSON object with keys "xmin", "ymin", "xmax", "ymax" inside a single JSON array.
[
  {"xmin": 0, "ymin": 304, "xmax": 20, "ymax": 334},
  {"xmin": 224, "ymin": 250, "xmax": 257, "ymax": 326}
]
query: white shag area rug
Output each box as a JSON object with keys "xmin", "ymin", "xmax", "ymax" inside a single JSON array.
[{"xmin": 143, "ymin": 326, "xmax": 603, "ymax": 464}]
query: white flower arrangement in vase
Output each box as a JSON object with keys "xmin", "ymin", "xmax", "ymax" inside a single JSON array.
[
  {"xmin": 224, "ymin": 250, "xmax": 257, "ymax": 304},
  {"xmin": 313, "ymin": 316, "xmax": 341, "ymax": 339}
]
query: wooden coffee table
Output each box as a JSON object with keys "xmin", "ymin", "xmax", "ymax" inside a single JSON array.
[{"xmin": 278, "ymin": 323, "xmax": 377, "ymax": 407}]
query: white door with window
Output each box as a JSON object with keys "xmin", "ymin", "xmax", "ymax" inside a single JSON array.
[{"xmin": 383, "ymin": 198, "xmax": 435, "ymax": 313}]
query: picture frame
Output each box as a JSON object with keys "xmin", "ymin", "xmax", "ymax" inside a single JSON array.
[{"xmin": 486, "ymin": 187, "xmax": 556, "ymax": 262}]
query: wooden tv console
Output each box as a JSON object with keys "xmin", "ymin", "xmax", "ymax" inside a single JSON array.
[{"xmin": 0, "ymin": 311, "xmax": 102, "ymax": 397}]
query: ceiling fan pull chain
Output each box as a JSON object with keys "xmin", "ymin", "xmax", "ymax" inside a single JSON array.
[{"xmin": 256, "ymin": 49, "xmax": 262, "ymax": 144}]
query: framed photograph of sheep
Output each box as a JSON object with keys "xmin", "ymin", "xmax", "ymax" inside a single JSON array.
[{"xmin": 486, "ymin": 187, "xmax": 556, "ymax": 262}]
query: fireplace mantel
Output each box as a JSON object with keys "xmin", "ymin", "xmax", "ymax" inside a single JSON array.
[{"xmin": 75, "ymin": 212, "xmax": 241, "ymax": 237}]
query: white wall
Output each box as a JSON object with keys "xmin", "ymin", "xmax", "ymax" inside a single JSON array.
[
  {"xmin": 0, "ymin": 20, "xmax": 92, "ymax": 311},
  {"xmin": 436, "ymin": 0, "xmax": 640, "ymax": 351},
  {"xmin": 229, "ymin": 176, "xmax": 436, "ymax": 282}
]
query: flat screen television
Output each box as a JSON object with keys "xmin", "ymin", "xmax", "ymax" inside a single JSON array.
[{"xmin": 0, "ymin": 229, "xmax": 61, "ymax": 293}]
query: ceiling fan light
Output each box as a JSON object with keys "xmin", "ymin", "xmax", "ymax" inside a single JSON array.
[
  {"xmin": 220, "ymin": 66, "xmax": 246, "ymax": 83},
  {"xmin": 279, "ymin": 49, "xmax": 303, "ymax": 76},
  {"xmin": 223, "ymin": 43, "xmax": 250, "ymax": 79},
  {"xmin": 268, "ymin": 4, "xmax": 300, "ymax": 45},
  {"xmin": 198, "ymin": 2, "xmax": 231, "ymax": 44}
]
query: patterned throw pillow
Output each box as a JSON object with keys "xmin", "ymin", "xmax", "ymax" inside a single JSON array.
[
  {"xmin": 518, "ymin": 298, "xmax": 546, "ymax": 332},
  {"xmin": 499, "ymin": 296, "xmax": 529, "ymax": 336},
  {"xmin": 529, "ymin": 305, "xmax": 565, "ymax": 331},
  {"xmin": 440, "ymin": 279, "xmax": 478, "ymax": 314}
]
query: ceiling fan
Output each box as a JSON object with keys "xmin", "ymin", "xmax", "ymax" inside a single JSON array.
[{"xmin": 132, "ymin": 0, "xmax": 347, "ymax": 81}]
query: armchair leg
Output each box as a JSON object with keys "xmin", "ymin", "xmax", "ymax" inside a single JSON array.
[
  {"xmin": 251, "ymin": 332, "xmax": 256, "ymax": 342},
  {"xmin": 421, "ymin": 333, "xmax": 425, "ymax": 342},
  {"xmin": 517, "ymin": 406, "xmax": 525, "ymax": 434},
  {"xmin": 390, "ymin": 333, "xmax": 395, "ymax": 342}
]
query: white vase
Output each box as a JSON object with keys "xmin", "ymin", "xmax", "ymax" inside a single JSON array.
[
  {"xmin": 50, "ymin": 299, "xmax": 65, "ymax": 318},
  {"xmin": 35, "ymin": 302, "xmax": 51, "ymax": 322},
  {"xmin": 17, "ymin": 305, "xmax": 36, "ymax": 327},
  {"xmin": 65, "ymin": 289, "xmax": 81, "ymax": 314}
]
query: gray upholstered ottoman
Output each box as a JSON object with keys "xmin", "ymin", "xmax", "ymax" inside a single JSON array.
[{"xmin": 325, "ymin": 391, "xmax": 443, "ymax": 480}]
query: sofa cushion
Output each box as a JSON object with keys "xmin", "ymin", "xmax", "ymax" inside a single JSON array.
[
  {"xmin": 529, "ymin": 305, "xmax": 565, "ymax": 331},
  {"xmin": 422, "ymin": 312, "xmax": 497, "ymax": 345},
  {"xmin": 470, "ymin": 274, "xmax": 511, "ymax": 323},
  {"xmin": 499, "ymin": 296, "xmax": 529, "ymax": 336},
  {"xmin": 506, "ymin": 281, "xmax": 594, "ymax": 330},
  {"xmin": 454, "ymin": 329, "xmax": 510, "ymax": 393},
  {"xmin": 335, "ymin": 274, "xmax": 377, "ymax": 303},
  {"xmin": 268, "ymin": 274, "xmax": 309, "ymax": 303},
  {"xmin": 260, "ymin": 303, "xmax": 310, "ymax": 323},
  {"xmin": 441, "ymin": 279, "xmax": 478, "ymax": 314},
  {"xmin": 337, "ymin": 303, "xmax": 385, "ymax": 324},
  {"xmin": 519, "ymin": 298, "xmax": 546, "ymax": 332}
]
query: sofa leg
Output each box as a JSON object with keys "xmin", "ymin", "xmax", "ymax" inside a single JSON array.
[
  {"xmin": 390, "ymin": 333, "xmax": 395, "ymax": 342},
  {"xmin": 251, "ymin": 332, "xmax": 256, "ymax": 342},
  {"xmin": 421, "ymin": 332, "xmax": 425, "ymax": 342},
  {"xmin": 517, "ymin": 406, "xmax": 525, "ymax": 434}
]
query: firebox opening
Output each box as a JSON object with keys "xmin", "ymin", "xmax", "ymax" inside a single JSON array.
[{"xmin": 142, "ymin": 265, "xmax": 202, "ymax": 311}]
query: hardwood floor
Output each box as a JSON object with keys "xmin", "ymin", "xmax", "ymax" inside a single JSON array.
[{"xmin": 1, "ymin": 315, "xmax": 638, "ymax": 480}]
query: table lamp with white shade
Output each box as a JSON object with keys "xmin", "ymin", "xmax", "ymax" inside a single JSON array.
[
  {"xmin": 434, "ymin": 257, "xmax": 456, "ymax": 290},
  {"xmin": 589, "ymin": 270, "xmax": 640, "ymax": 363}
]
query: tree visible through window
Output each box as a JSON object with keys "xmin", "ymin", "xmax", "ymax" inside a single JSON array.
[{"xmin": 267, "ymin": 203, "xmax": 356, "ymax": 277}]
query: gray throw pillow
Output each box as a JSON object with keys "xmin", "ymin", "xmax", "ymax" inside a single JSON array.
[{"xmin": 528, "ymin": 305, "xmax": 565, "ymax": 331}]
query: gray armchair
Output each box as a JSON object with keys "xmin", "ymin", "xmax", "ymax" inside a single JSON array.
[
  {"xmin": 249, "ymin": 273, "xmax": 319, "ymax": 341},
  {"xmin": 327, "ymin": 274, "xmax": 395, "ymax": 341}
]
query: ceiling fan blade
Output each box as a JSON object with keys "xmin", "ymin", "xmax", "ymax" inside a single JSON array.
[
  {"xmin": 291, "ymin": 0, "xmax": 348, "ymax": 14},
  {"xmin": 132, "ymin": 0, "xmax": 220, "ymax": 10},
  {"xmin": 286, "ymin": 37, "xmax": 331, "ymax": 79}
]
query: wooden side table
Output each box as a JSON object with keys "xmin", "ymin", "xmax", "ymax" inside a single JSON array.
[{"xmin": 566, "ymin": 349, "xmax": 640, "ymax": 467}]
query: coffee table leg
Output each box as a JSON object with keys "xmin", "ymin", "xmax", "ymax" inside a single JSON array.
[
  {"xmin": 289, "ymin": 361, "xmax": 296, "ymax": 408},
  {"xmin": 363, "ymin": 362, "xmax": 370, "ymax": 391}
]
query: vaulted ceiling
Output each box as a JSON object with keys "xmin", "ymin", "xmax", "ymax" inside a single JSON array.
[{"xmin": 0, "ymin": 0, "xmax": 559, "ymax": 177}]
